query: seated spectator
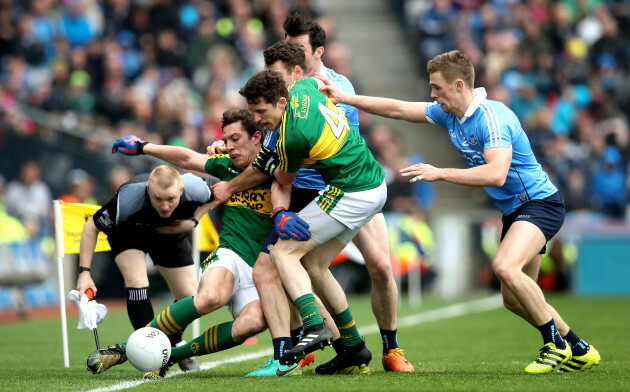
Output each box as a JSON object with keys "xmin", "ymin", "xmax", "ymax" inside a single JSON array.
[
  {"xmin": 4, "ymin": 160, "xmax": 53, "ymax": 239},
  {"xmin": 590, "ymin": 145, "xmax": 627, "ymax": 218}
]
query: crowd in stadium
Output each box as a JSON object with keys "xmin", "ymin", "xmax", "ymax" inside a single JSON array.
[{"xmin": 0, "ymin": 0, "xmax": 629, "ymax": 310}]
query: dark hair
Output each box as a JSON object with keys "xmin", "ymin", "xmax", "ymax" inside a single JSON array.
[
  {"xmin": 221, "ymin": 108, "xmax": 265, "ymax": 137},
  {"xmin": 427, "ymin": 50, "xmax": 475, "ymax": 89},
  {"xmin": 239, "ymin": 70, "xmax": 289, "ymax": 105},
  {"xmin": 264, "ymin": 40, "xmax": 307, "ymax": 73},
  {"xmin": 283, "ymin": 12, "xmax": 326, "ymax": 51}
]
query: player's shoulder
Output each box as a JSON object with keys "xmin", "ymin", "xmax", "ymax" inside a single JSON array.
[
  {"xmin": 474, "ymin": 98, "xmax": 519, "ymax": 128},
  {"xmin": 321, "ymin": 65, "xmax": 355, "ymax": 94}
]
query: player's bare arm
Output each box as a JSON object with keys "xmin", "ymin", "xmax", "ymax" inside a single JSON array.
[
  {"xmin": 273, "ymin": 168, "xmax": 297, "ymax": 187},
  {"xmin": 76, "ymin": 217, "xmax": 100, "ymax": 298},
  {"xmin": 401, "ymin": 147, "xmax": 511, "ymax": 187},
  {"xmin": 142, "ymin": 144, "xmax": 208, "ymax": 173},
  {"xmin": 271, "ymin": 181, "xmax": 292, "ymax": 210},
  {"xmin": 211, "ymin": 165, "xmax": 269, "ymax": 210},
  {"xmin": 315, "ymin": 74, "xmax": 428, "ymax": 123},
  {"xmin": 112, "ymin": 135, "xmax": 209, "ymax": 173},
  {"xmin": 154, "ymin": 201, "xmax": 213, "ymax": 234}
]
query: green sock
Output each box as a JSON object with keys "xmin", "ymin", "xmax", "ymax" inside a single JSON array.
[
  {"xmin": 148, "ymin": 296, "xmax": 201, "ymax": 337},
  {"xmin": 332, "ymin": 308, "xmax": 362, "ymax": 347},
  {"xmin": 294, "ymin": 293, "xmax": 322, "ymax": 329},
  {"xmin": 171, "ymin": 321, "xmax": 239, "ymax": 361}
]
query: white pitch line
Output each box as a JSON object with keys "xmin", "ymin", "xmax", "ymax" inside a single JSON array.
[{"xmin": 84, "ymin": 294, "xmax": 503, "ymax": 392}]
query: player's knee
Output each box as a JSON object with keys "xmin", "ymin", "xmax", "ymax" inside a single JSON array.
[
  {"xmin": 366, "ymin": 257, "xmax": 394, "ymax": 283},
  {"xmin": 239, "ymin": 306, "xmax": 267, "ymax": 335},
  {"xmin": 493, "ymin": 260, "xmax": 516, "ymax": 286},
  {"xmin": 193, "ymin": 290, "xmax": 226, "ymax": 315},
  {"xmin": 252, "ymin": 257, "xmax": 278, "ymax": 287}
]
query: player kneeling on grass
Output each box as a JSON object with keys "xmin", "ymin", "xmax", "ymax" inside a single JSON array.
[
  {"xmin": 77, "ymin": 165, "xmax": 215, "ymax": 373},
  {"xmin": 86, "ymin": 108, "xmax": 310, "ymax": 378}
]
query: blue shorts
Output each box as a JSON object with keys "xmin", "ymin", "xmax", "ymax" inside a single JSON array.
[
  {"xmin": 260, "ymin": 187, "xmax": 321, "ymax": 254},
  {"xmin": 500, "ymin": 192, "xmax": 565, "ymax": 255}
]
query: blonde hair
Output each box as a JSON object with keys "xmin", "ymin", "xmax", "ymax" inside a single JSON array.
[
  {"xmin": 148, "ymin": 165, "xmax": 182, "ymax": 191},
  {"xmin": 427, "ymin": 50, "xmax": 475, "ymax": 88}
]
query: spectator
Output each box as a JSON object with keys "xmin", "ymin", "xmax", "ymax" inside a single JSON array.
[
  {"xmin": 4, "ymin": 160, "xmax": 53, "ymax": 238},
  {"xmin": 590, "ymin": 144, "xmax": 627, "ymax": 218}
]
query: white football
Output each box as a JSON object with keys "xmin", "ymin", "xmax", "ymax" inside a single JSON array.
[{"xmin": 125, "ymin": 327, "xmax": 172, "ymax": 372}]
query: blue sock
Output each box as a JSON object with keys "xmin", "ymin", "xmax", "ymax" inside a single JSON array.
[
  {"xmin": 272, "ymin": 337, "xmax": 292, "ymax": 361},
  {"xmin": 380, "ymin": 328, "xmax": 399, "ymax": 355},
  {"xmin": 290, "ymin": 326, "xmax": 304, "ymax": 347},
  {"xmin": 563, "ymin": 329, "xmax": 589, "ymax": 356},
  {"xmin": 538, "ymin": 319, "xmax": 565, "ymax": 349}
]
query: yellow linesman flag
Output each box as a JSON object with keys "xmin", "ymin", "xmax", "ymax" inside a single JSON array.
[
  {"xmin": 61, "ymin": 202, "xmax": 110, "ymax": 254},
  {"xmin": 199, "ymin": 214, "xmax": 219, "ymax": 252}
]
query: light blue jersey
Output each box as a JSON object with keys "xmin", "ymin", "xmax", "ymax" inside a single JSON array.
[
  {"xmin": 317, "ymin": 65, "xmax": 359, "ymax": 133},
  {"xmin": 425, "ymin": 88, "xmax": 558, "ymax": 215}
]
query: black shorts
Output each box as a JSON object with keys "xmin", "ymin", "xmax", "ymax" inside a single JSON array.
[
  {"xmin": 260, "ymin": 187, "xmax": 321, "ymax": 254},
  {"xmin": 107, "ymin": 229, "xmax": 194, "ymax": 268},
  {"xmin": 500, "ymin": 192, "xmax": 565, "ymax": 255}
]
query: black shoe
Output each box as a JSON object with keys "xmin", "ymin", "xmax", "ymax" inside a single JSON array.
[
  {"xmin": 86, "ymin": 344, "xmax": 127, "ymax": 374},
  {"xmin": 280, "ymin": 324, "xmax": 333, "ymax": 365},
  {"xmin": 315, "ymin": 339, "xmax": 372, "ymax": 375}
]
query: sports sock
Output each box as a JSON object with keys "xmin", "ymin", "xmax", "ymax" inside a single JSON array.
[
  {"xmin": 167, "ymin": 300, "xmax": 184, "ymax": 347},
  {"xmin": 148, "ymin": 296, "xmax": 201, "ymax": 337},
  {"xmin": 290, "ymin": 326, "xmax": 304, "ymax": 347},
  {"xmin": 294, "ymin": 294, "xmax": 322, "ymax": 329},
  {"xmin": 537, "ymin": 318, "xmax": 565, "ymax": 349},
  {"xmin": 332, "ymin": 308, "xmax": 362, "ymax": 347},
  {"xmin": 126, "ymin": 287, "xmax": 154, "ymax": 330},
  {"xmin": 170, "ymin": 321, "xmax": 239, "ymax": 362},
  {"xmin": 380, "ymin": 328, "xmax": 399, "ymax": 355},
  {"xmin": 563, "ymin": 329, "xmax": 589, "ymax": 356},
  {"xmin": 273, "ymin": 337, "xmax": 292, "ymax": 360}
]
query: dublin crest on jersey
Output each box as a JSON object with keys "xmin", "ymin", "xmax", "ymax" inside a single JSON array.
[{"xmin": 470, "ymin": 134, "xmax": 478, "ymax": 146}]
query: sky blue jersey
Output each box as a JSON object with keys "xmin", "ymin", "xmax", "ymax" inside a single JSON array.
[
  {"xmin": 425, "ymin": 88, "xmax": 558, "ymax": 215},
  {"xmin": 263, "ymin": 73, "xmax": 360, "ymax": 190},
  {"xmin": 317, "ymin": 65, "xmax": 359, "ymax": 133}
]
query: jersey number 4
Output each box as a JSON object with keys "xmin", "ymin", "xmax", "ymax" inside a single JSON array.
[{"xmin": 319, "ymin": 102, "xmax": 348, "ymax": 139}]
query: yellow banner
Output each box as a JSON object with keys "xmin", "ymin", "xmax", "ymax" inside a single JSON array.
[
  {"xmin": 61, "ymin": 202, "xmax": 110, "ymax": 254},
  {"xmin": 199, "ymin": 214, "xmax": 219, "ymax": 252}
]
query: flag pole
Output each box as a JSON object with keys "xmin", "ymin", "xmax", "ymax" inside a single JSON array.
[
  {"xmin": 191, "ymin": 223, "xmax": 200, "ymax": 339},
  {"xmin": 53, "ymin": 200, "xmax": 70, "ymax": 368}
]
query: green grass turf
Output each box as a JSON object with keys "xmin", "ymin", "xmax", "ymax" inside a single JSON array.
[{"xmin": 0, "ymin": 293, "xmax": 628, "ymax": 392}]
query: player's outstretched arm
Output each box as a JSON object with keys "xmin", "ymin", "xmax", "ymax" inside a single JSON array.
[
  {"xmin": 315, "ymin": 74, "xmax": 429, "ymax": 123},
  {"xmin": 77, "ymin": 218, "xmax": 99, "ymax": 298},
  {"xmin": 400, "ymin": 147, "xmax": 511, "ymax": 187},
  {"xmin": 112, "ymin": 135, "xmax": 208, "ymax": 173}
]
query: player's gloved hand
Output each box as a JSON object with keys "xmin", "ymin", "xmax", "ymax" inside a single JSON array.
[
  {"xmin": 112, "ymin": 135, "xmax": 148, "ymax": 155},
  {"xmin": 272, "ymin": 208, "xmax": 311, "ymax": 241},
  {"xmin": 252, "ymin": 146, "xmax": 279, "ymax": 177}
]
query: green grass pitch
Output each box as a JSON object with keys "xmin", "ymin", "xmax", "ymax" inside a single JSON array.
[{"xmin": 1, "ymin": 293, "xmax": 628, "ymax": 392}]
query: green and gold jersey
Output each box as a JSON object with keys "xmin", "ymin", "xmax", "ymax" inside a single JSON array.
[
  {"xmin": 203, "ymin": 155, "xmax": 273, "ymax": 267},
  {"xmin": 276, "ymin": 78, "xmax": 385, "ymax": 192}
]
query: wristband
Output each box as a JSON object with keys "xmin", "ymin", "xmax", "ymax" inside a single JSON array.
[
  {"xmin": 270, "ymin": 207, "xmax": 287, "ymax": 219},
  {"xmin": 190, "ymin": 217, "xmax": 199, "ymax": 227},
  {"xmin": 78, "ymin": 266, "xmax": 91, "ymax": 274}
]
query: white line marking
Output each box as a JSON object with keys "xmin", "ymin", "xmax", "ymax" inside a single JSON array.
[{"xmin": 84, "ymin": 294, "xmax": 503, "ymax": 392}]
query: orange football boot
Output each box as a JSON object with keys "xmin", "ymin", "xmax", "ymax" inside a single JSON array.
[
  {"xmin": 299, "ymin": 352, "xmax": 315, "ymax": 368},
  {"xmin": 382, "ymin": 348, "xmax": 415, "ymax": 372}
]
